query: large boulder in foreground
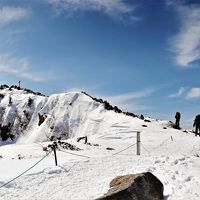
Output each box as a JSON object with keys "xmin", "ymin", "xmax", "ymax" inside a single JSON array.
[{"xmin": 96, "ymin": 172, "xmax": 164, "ymax": 200}]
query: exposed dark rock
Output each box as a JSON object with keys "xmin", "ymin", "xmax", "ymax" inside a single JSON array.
[
  {"xmin": 125, "ymin": 112, "xmax": 137, "ymax": 117},
  {"xmin": 96, "ymin": 172, "xmax": 164, "ymax": 200},
  {"xmin": 140, "ymin": 114, "xmax": 144, "ymax": 120},
  {"xmin": 87, "ymin": 142, "xmax": 99, "ymax": 146},
  {"xmin": 0, "ymin": 123, "xmax": 12, "ymax": 141},
  {"xmin": 0, "ymin": 84, "xmax": 46, "ymax": 97},
  {"xmin": 50, "ymin": 136, "xmax": 55, "ymax": 141},
  {"xmin": 17, "ymin": 154, "xmax": 24, "ymax": 160},
  {"xmin": 28, "ymin": 97, "xmax": 33, "ymax": 106},
  {"xmin": 106, "ymin": 147, "xmax": 115, "ymax": 150},
  {"xmin": 10, "ymin": 85, "xmax": 20, "ymax": 90},
  {"xmin": 38, "ymin": 113, "xmax": 46, "ymax": 126},
  {"xmin": 144, "ymin": 119, "xmax": 151, "ymax": 123},
  {"xmin": 8, "ymin": 96, "xmax": 12, "ymax": 106},
  {"xmin": 81, "ymin": 91, "xmax": 139, "ymax": 119},
  {"xmin": 0, "ymin": 84, "xmax": 9, "ymax": 90},
  {"xmin": 45, "ymin": 141, "xmax": 81, "ymax": 151},
  {"xmin": 113, "ymin": 106, "xmax": 122, "ymax": 113},
  {"xmin": 58, "ymin": 141, "xmax": 81, "ymax": 151},
  {"xmin": 0, "ymin": 94, "xmax": 5, "ymax": 100},
  {"xmin": 142, "ymin": 125, "xmax": 148, "ymax": 127}
]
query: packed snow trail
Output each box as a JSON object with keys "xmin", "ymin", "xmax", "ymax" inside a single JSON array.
[
  {"xmin": 1, "ymin": 87, "xmax": 200, "ymax": 199},
  {"xmin": 1, "ymin": 131, "xmax": 200, "ymax": 200},
  {"xmin": 0, "ymin": 146, "xmax": 200, "ymax": 200}
]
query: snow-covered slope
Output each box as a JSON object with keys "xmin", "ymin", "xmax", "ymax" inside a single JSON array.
[
  {"xmin": 0, "ymin": 85, "xmax": 171, "ymax": 144},
  {"xmin": 1, "ymin": 85, "xmax": 200, "ymax": 200}
]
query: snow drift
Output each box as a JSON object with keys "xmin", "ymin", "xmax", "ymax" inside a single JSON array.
[
  {"xmin": 0, "ymin": 85, "xmax": 157, "ymax": 143},
  {"xmin": 1, "ymin": 85, "xmax": 200, "ymax": 200}
]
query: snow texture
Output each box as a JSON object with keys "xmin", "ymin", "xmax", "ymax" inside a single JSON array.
[{"xmin": 0, "ymin": 87, "xmax": 200, "ymax": 200}]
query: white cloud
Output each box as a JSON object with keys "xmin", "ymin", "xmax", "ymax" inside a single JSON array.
[
  {"xmin": 169, "ymin": 87, "xmax": 185, "ymax": 98},
  {"xmin": 48, "ymin": 0, "xmax": 136, "ymax": 21},
  {"xmin": 102, "ymin": 89, "xmax": 154, "ymax": 112},
  {"xmin": 0, "ymin": 6, "xmax": 28, "ymax": 27},
  {"xmin": 170, "ymin": 5, "xmax": 200, "ymax": 67},
  {"xmin": 65, "ymin": 88, "xmax": 153, "ymax": 112},
  {"xmin": 186, "ymin": 88, "xmax": 200, "ymax": 99},
  {"xmin": 0, "ymin": 54, "xmax": 47, "ymax": 82}
]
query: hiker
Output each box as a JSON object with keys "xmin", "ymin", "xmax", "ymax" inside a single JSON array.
[
  {"xmin": 175, "ymin": 112, "xmax": 181, "ymax": 129},
  {"xmin": 193, "ymin": 115, "xmax": 200, "ymax": 136}
]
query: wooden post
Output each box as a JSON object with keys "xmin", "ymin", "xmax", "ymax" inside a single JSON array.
[
  {"xmin": 137, "ymin": 131, "xmax": 140, "ymax": 155},
  {"xmin": 53, "ymin": 143, "xmax": 58, "ymax": 166}
]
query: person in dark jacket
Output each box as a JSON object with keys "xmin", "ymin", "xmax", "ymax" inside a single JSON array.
[
  {"xmin": 193, "ymin": 115, "xmax": 200, "ymax": 136},
  {"xmin": 175, "ymin": 112, "xmax": 181, "ymax": 129}
]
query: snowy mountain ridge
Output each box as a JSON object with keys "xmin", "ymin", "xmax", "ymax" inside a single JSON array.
[
  {"xmin": 1, "ymin": 85, "xmax": 200, "ymax": 200},
  {"xmin": 0, "ymin": 84, "xmax": 172, "ymax": 144},
  {"xmin": 0, "ymin": 85, "xmax": 153, "ymax": 142}
]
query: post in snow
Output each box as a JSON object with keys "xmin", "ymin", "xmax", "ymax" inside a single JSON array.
[
  {"xmin": 137, "ymin": 131, "xmax": 140, "ymax": 155},
  {"xmin": 18, "ymin": 80, "xmax": 21, "ymax": 88},
  {"xmin": 53, "ymin": 142, "xmax": 58, "ymax": 166}
]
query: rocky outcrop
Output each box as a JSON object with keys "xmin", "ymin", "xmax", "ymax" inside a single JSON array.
[
  {"xmin": 38, "ymin": 113, "xmax": 46, "ymax": 126},
  {"xmin": 96, "ymin": 172, "xmax": 164, "ymax": 200},
  {"xmin": 81, "ymin": 91, "xmax": 138, "ymax": 118},
  {"xmin": 0, "ymin": 84, "xmax": 46, "ymax": 97},
  {"xmin": 0, "ymin": 123, "xmax": 13, "ymax": 141}
]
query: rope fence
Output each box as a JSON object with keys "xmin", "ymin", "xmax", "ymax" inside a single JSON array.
[
  {"xmin": 0, "ymin": 150, "xmax": 52, "ymax": 189},
  {"xmin": 57, "ymin": 149, "xmax": 91, "ymax": 159},
  {"xmin": 140, "ymin": 143, "xmax": 151, "ymax": 156},
  {"xmin": 112, "ymin": 143, "xmax": 137, "ymax": 156},
  {"xmin": 0, "ymin": 131, "xmax": 176, "ymax": 189}
]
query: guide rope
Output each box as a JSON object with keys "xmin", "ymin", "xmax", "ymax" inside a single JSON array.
[
  {"xmin": 0, "ymin": 150, "xmax": 52, "ymax": 189},
  {"xmin": 57, "ymin": 149, "xmax": 91, "ymax": 159},
  {"xmin": 112, "ymin": 143, "xmax": 137, "ymax": 156}
]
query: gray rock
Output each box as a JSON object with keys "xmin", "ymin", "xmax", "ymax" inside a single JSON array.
[{"xmin": 96, "ymin": 172, "xmax": 163, "ymax": 200}]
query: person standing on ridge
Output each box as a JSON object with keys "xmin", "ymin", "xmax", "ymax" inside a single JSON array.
[
  {"xmin": 175, "ymin": 112, "xmax": 181, "ymax": 129},
  {"xmin": 193, "ymin": 115, "xmax": 200, "ymax": 136}
]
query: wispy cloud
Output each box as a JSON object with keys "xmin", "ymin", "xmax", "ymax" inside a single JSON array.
[
  {"xmin": 186, "ymin": 88, "xmax": 200, "ymax": 99},
  {"xmin": 48, "ymin": 0, "xmax": 136, "ymax": 21},
  {"xmin": 0, "ymin": 6, "xmax": 28, "ymax": 27},
  {"xmin": 169, "ymin": 3, "xmax": 200, "ymax": 67},
  {"xmin": 168, "ymin": 87, "xmax": 185, "ymax": 98},
  {"xmin": 65, "ymin": 87, "xmax": 153, "ymax": 112},
  {"xmin": 0, "ymin": 54, "xmax": 47, "ymax": 82},
  {"xmin": 102, "ymin": 89, "xmax": 154, "ymax": 112}
]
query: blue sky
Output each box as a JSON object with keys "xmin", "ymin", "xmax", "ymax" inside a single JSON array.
[{"xmin": 0, "ymin": 0, "xmax": 200, "ymax": 128}]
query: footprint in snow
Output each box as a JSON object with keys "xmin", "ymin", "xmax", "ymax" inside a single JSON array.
[
  {"xmin": 154, "ymin": 160, "xmax": 161, "ymax": 164},
  {"xmin": 173, "ymin": 159, "xmax": 178, "ymax": 165},
  {"xmin": 184, "ymin": 176, "xmax": 193, "ymax": 182},
  {"xmin": 171, "ymin": 175, "xmax": 176, "ymax": 180}
]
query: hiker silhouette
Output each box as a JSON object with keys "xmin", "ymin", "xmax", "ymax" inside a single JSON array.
[
  {"xmin": 175, "ymin": 112, "xmax": 181, "ymax": 129},
  {"xmin": 193, "ymin": 115, "xmax": 200, "ymax": 136}
]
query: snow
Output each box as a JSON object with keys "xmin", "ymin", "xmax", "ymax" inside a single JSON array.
[{"xmin": 0, "ymin": 88, "xmax": 200, "ymax": 199}]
